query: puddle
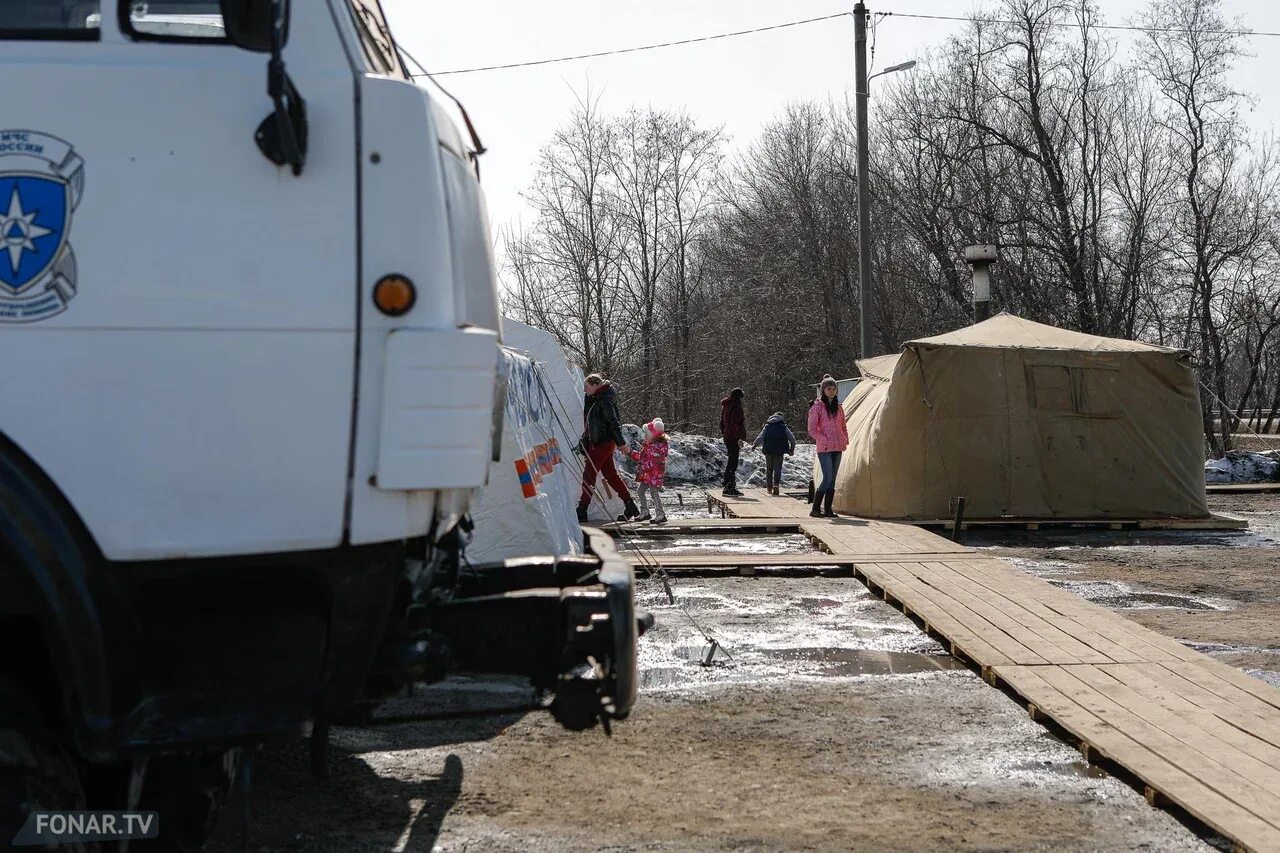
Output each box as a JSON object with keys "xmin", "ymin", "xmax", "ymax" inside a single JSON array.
[
  {"xmin": 761, "ymin": 647, "xmax": 966, "ymax": 676},
  {"xmin": 997, "ymin": 556, "xmax": 1081, "ymax": 577},
  {"xmin": 995, "ymin": 555, "xmax": 1231, "ymax": 611},
  {"xmin": 1048, "ymin": 579, "xmax": 1223, "ymax": 610},
  {"xmin": 968, "ymin": 526, "xmax": 1280, "ymax": 549},
  {"xmin": 1247, "ymin": 670, "xmax": 1280, "ymax": 689},
  {"xmin": 621, "ymin": 533, "xmax": 815, "ymax": 556},
  {"xmin": 1009, "ymin": 759, "xmax": 1109, "ymax": 780},
  {"xmin": 1179, "ymin": 640, "xmax": 1280, "ymax": 657},
  {"xmin": 798, "ymin": 596, "xmax": 842, "ymax": 612},
  {"xmin": 636, "ymin": 579, "xmax": 960, "ymax": 693}
]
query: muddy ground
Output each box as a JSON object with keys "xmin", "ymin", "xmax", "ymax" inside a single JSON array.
[{"xmin": 207, "ymin": 493, "xmax": 1279, "ymax": 852}]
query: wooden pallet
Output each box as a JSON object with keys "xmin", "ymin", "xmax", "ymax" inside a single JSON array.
[
  {"xmin": 708, "ymin": 492, "xmax": 1249, "ymax": 531},
  {"xmin": 1207, "ymin": 483, "xmax": 1280, "ymax": 494},
  {"xmin": 624, "ymin": 551, "xmax": 987, "ymax": 573},
  {"xmin": 689, "ymin": 489, "xmax": 1279, "ymax": 850},
  {"xmin": 911, "ymin": 515, "xmax": 1248, "ymax": 532}
]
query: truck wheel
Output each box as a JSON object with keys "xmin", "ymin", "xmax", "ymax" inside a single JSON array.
[
  {"xmin": 0, "ymin": 680, "xmax": 88, "ymax": 851},
  {"xmin": 141, "ymin": 749, "xmax": 239, "ymax": 851}
]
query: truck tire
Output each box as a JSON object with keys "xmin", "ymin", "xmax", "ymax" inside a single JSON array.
[
  {"xmin": 142, "ymin": 749, "xmax": 239, "ymax": 850},
  {"xmin": 0, "ymin": 680, "xmax": 89, "ymax": 851}
]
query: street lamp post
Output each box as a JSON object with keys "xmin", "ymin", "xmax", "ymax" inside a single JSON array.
[{"xmin": 853, "ymin": 1, "xmax": 914, "ymax": 358}]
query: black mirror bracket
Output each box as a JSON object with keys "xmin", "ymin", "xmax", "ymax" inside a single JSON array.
[{"xmin": 253, "ymin": 0, "xmax": 307, "ymax": 176}]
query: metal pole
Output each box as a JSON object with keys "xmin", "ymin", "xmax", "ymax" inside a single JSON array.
[{"xmin": 855, "ymin": 2, "xmax": 874, "ymax": 358}]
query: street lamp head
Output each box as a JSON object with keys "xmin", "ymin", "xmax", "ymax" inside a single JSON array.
[{"xmin": 867, "ymin": 60, "xmax": 918, "ymax": 84}]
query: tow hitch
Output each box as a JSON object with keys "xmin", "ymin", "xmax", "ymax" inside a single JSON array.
[{"xmin": 387, "ymin": 527, "xmax": 647, "ymax": 731}]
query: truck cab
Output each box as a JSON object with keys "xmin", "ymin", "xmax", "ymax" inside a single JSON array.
[{"xmin": 0, "ymin": 0, "xmax": 637, "ymax": 844}]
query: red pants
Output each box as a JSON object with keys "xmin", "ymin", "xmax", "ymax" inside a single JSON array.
[{"xmin": 579, "ymin": 440, "xmax": 631, "ymax": 506}]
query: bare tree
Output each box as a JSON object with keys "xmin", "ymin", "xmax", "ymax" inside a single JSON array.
[
  {"xmin": 501, "ymin": 0, "xmax": 1280, "ymax": 449},
  {"xmin": 505, "ymin": 92, "xmax": 629, "ymax": 376},
  {"xmin": 1138, "ymin": 0, "xmax": 1278, "ymax": 451}
]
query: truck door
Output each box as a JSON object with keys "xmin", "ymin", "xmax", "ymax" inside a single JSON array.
[{"xmin": 0, "ymin": 2, "xmax": 360, "ymax": 559}]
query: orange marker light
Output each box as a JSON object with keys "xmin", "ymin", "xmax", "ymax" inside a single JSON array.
[{"xmin": 372, "ymin": 274, "xmax": 416, "ymax": 316}]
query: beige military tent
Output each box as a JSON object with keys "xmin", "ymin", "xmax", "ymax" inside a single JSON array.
[{"xmin": 833, "ymin": 314, "xmax": 1209, "ymax": 520}]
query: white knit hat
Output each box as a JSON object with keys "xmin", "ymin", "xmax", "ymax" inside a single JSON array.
[{"xmin": 646, "ymin": 418, "xmax": 665, "ymax": 436}]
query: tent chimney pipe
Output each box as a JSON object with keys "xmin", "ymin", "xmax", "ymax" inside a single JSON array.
[{"xmin": 963, "ymin": 244, "xmax": 998, "ymax": 322}]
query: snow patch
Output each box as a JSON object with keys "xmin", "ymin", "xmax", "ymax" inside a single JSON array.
[
  {"xmin": 1205, "ymin": 450, "xmax": 1280, "ymax": 484},
  {"xmin": 618, "ymin": 425, "xmax": 817, "ymax": 487}
]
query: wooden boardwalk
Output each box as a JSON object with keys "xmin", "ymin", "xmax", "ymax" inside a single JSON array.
[{"xmin": 673, "ymin": 490, "xmax": 1280, "ymax": 852}]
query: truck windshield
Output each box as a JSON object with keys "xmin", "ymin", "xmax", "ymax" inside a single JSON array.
[
  {"xmin": 1, "ymin": 1, "xmax": 100, "ymax": 39},
  {"xmin": 345, "ymin": 0, "xmax": 407, "ymax": 78}
]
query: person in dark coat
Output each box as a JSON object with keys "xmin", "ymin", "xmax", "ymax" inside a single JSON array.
[
  {"xmin": 719, "ymin": 387, "xmax": 748, "ymax": 496},
  {"xmin": 578, "ymin": 373, "xmax": 639, "ymax": 522},
  {"xmin": 752, "ymin": 412, "xmax": 796, "ymax": 496}
]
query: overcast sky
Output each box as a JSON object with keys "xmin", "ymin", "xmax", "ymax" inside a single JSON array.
[{"xmin": 381, "ymin": 0, "xmax": 1280, "ymax": 239}]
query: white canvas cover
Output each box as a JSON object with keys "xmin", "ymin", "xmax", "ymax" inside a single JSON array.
[
  {"xmin": 834, "ymin": 314, "xmax": 1209, "ymax": 520},
  {"xmin": 466, "ymin": 320, "xmax": 584, "ymax": 563}
]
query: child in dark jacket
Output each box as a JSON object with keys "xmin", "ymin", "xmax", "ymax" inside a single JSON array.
[{"xmin": 752, "ymin": 412, "xmax": 796, "ymax": 496}]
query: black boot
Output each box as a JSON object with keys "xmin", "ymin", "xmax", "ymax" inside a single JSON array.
[
  {"xmin": 809, "ymin": 491, "xmax": 824, "ymax": 517},
  {"xmin": 623, "ymin": 498, "xmax": 641, "ymax": 520},
  {"xmin": 823, "ymin": 489, "xmax": 837, "ymax": 518},
  {"xmin": 576, "ymin": 502, "xmax": 588, "ymax": 523}
]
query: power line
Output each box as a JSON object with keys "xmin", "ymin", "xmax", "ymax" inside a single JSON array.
[
  {"xmin": 419, "ymin": 8, "xmax": 1280, "ymax": 78},
  {"xmin": 424, "ymin": 12, "xmax": 852, "ymax": 77},
  {"xmin": 883, "ymin": 10, "xmax": 1280, "ymax": 37}
]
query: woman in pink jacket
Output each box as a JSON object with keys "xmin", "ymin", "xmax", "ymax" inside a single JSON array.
[{"xmin": 807, "ymin": 374, "xmax": 849, "ymax": 517}]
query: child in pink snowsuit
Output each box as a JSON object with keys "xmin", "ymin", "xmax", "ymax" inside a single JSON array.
[{"xmin": 629, "ymin": 418, "xmax": 670, "ymax": 524}]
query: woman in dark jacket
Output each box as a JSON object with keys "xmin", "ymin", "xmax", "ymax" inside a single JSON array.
[
  {"xmin": 719, "ymin": 387, "xmax": 747, "ymax": 496},
  {"xmin": 578, "ymin": 373, "xmax": 639, "ymax": 522}
]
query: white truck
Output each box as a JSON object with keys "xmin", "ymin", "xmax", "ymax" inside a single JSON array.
[{"xmin": 0, "ymin": 0, "xmax": 638, "ymax": 845}]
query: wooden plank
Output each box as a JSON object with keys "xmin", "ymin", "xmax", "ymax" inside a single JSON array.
[
  {"xmin": 904, "ymin": 514, "xmax": 1247, "ymax": 531},
  {"xmin": 855, "ymin": 563, "xmax": 1013, "ymax": 667},
  {"xmin": 935, "ymin": 559, "xmax": 1152, "ymax": 664},
  {"xmin": 899, "ymin": 562, "xmax": 1088, "ymax": 664},
  {"xmin": 1067, "ymin": 665, "xmax": 1280, "ymax": 803},
  {"xmin": 1039, "ymin": 666, "xmax": 1280, "ymax": 829},
  {"xmin": 908, "ymin": 561, "xmax": 1114, "ymax": 664},
  {"xmin": 802, "ymin": 520, "xmax": 970, "ymax": 556},
  {"xmin": 1098, "ymin": 664, "xmax": 1280, "ymax": 771},
  {"xmin": 958, "ymin": 558, "xmax": 1200, "ymax": 664},
  {"xmin": 628, "ymin": 552, "xmax": 985, "ymax": 569},
  {"xmin": 1206, "ymin": 483, "xmax": 1280, "ymax": 494},
  {"xmin": 959, "ymin": 558, "xmax": 1191, "ymax": 662},
  {"xmin": 1161, "ymin": 659, "xmax": 1280, "ymax": 715},
  {"xmin": 866, "ymin": 562, "xmax": 1047, "ymax": 666},
  {"xmin": 997, "ymin": 665, "xmax": 1280, "ymax": 853},
  {"xmin": 1149, "ymin": 665, "xmax": 1280, "ymax": 754}
]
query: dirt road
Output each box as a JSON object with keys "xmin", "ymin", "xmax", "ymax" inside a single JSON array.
[{"xmin": 207, "ymin": 493, "xmax": 1278, "ymax": 851}]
